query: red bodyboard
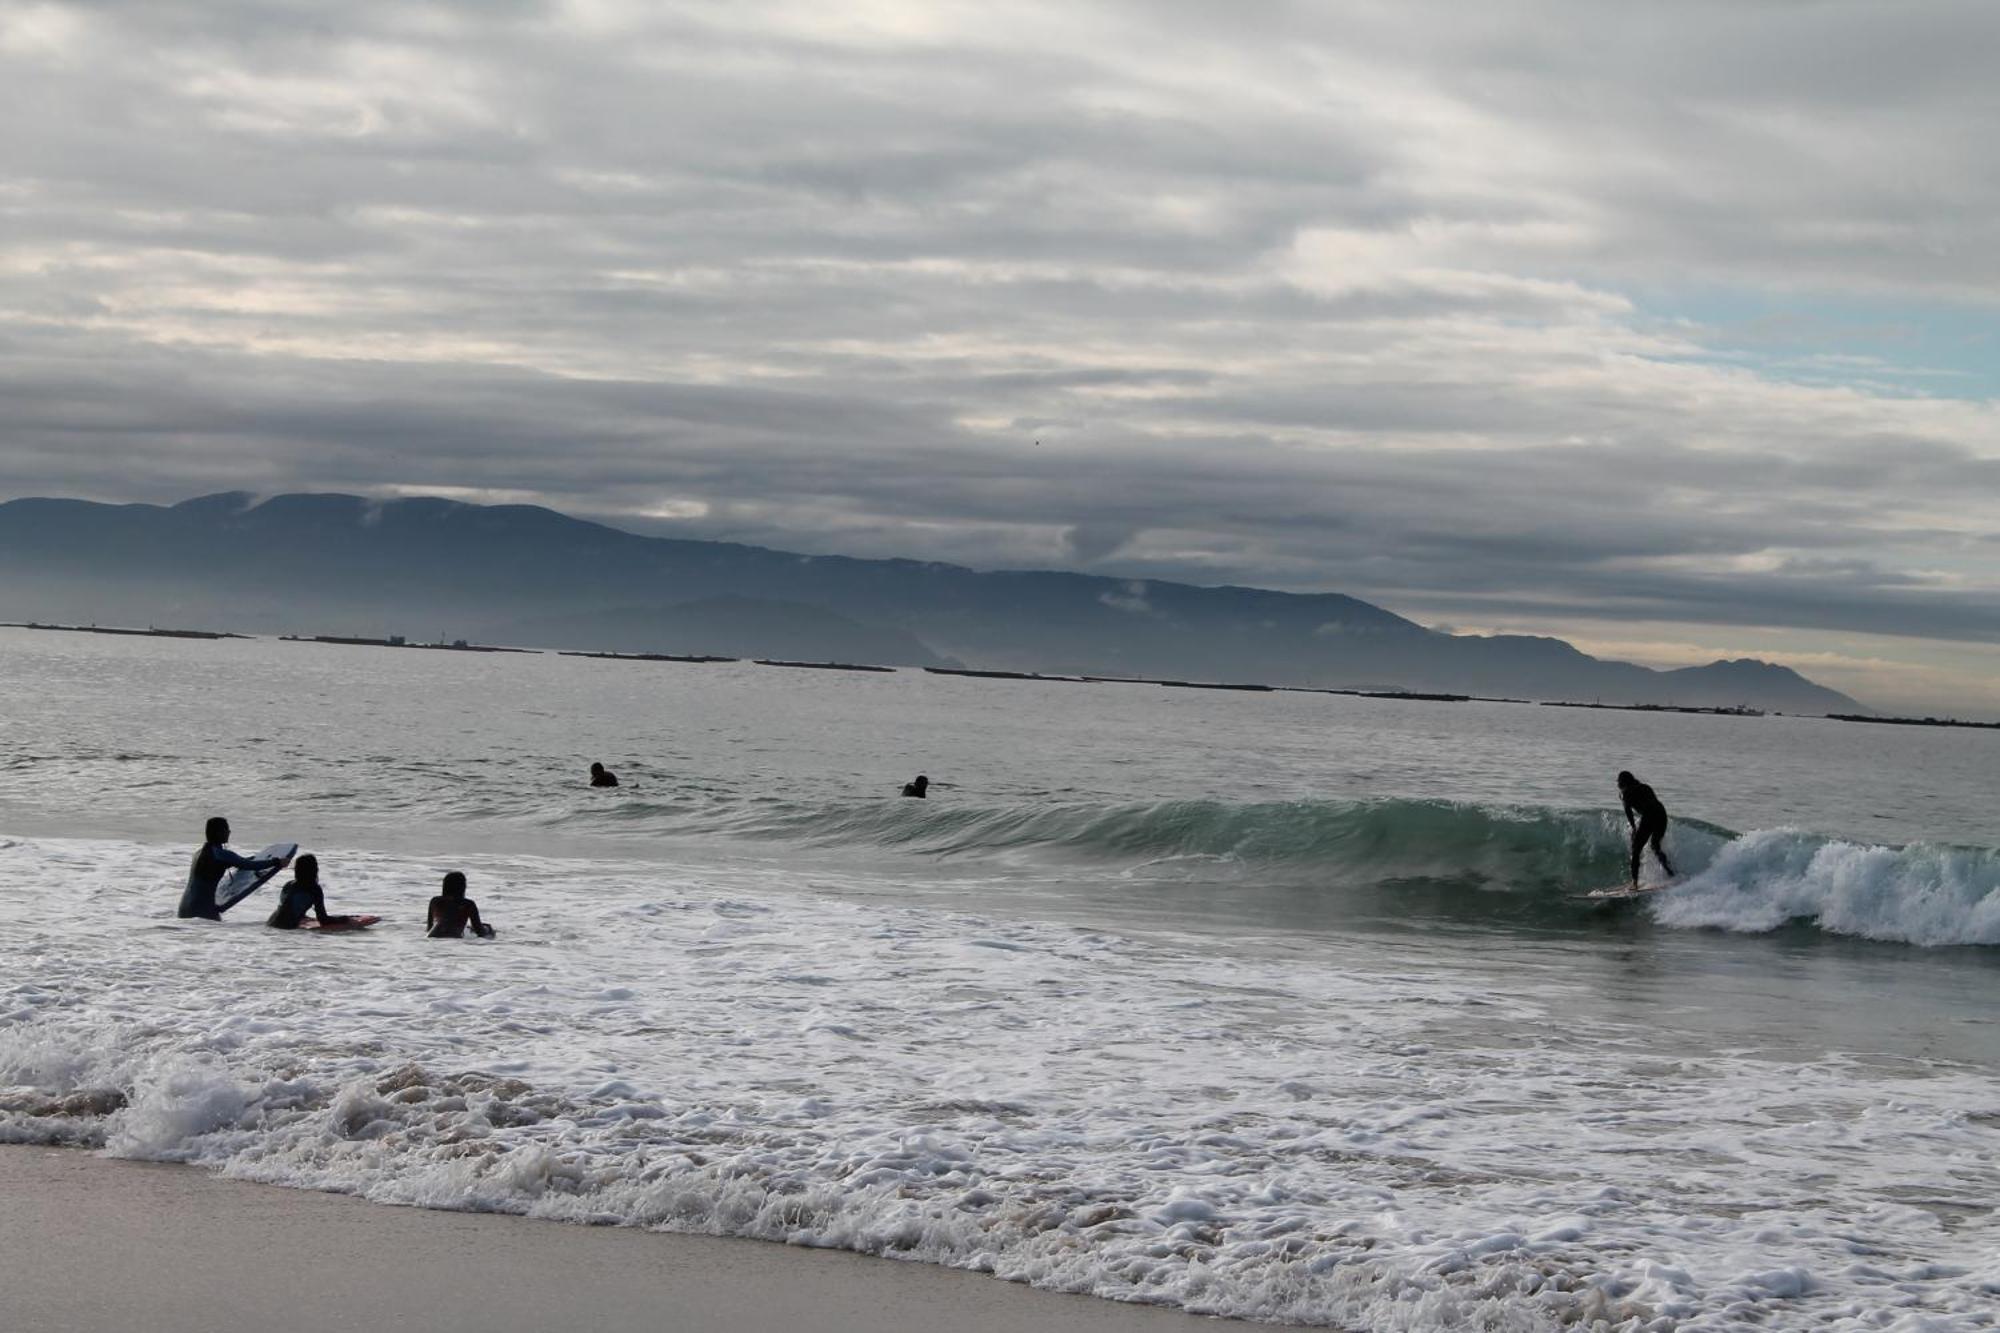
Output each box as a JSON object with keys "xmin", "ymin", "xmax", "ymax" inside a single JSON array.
[{"xmin": 301, "ymin": 914, "xmax": 381, "ymax": 932}]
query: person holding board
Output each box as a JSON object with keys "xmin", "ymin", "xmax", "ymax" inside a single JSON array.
[
  {"xmin": 1617, "ymin": 770, "xmax": 1676, "ymax": 889},
  {"xmin": 178, "ymin": 817, "xmax": 287, "ymax": 920}
]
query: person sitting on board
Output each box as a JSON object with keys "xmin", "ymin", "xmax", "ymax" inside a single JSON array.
[
  {"xmin": 177, "ymin": 816, "xmax": 286, "ymax": 920},
  {"xmin": 589, "ymin": 761, "xmax": 620, "ymax": 788},
  {"xmin": 1617, "ymin": 770, "xmax": 1676, "ymax": 888},
  {"xmin": 427, "ymin": 870, "xmax": 494, "ymax": 939},
  {"xmin": 265, "ymin": 853, "xmax": 354, "ymax": 931},
  {"xmin": 901, "ymin": 774, "xmax": 929, "ymax": 798}
]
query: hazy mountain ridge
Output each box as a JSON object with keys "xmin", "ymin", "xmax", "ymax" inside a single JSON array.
[
  {"xmin": 0, "ymin": 491, "xmax": 1864, "ymax": 713},
  {"xmin": 492, "ymin": 596, "xmax": 952, "ymax": 667}
]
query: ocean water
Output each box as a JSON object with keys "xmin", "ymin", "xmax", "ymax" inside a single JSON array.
[{"xmin": 1, "ymin": 627, "xmax": 1996, "ymax": 1330}]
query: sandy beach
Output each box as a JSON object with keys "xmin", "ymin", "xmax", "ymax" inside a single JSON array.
[{"xmin": 0, "ymin": 1148, "xmax": 1236, "ymax": 1333}]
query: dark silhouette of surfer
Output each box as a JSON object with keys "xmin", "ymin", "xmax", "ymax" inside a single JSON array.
[
  {"xmin": 1617, "ymin": 770, "xmax": 1675, "ymax": 887},
  {"xmin": 428, "ymin": 870, "xmax": 494, "ymax": 939},
  {"xmin": 265, "ymin": 853, "xmax": 353, "ymax": 930},
  {"xmin": 590, "ymin": 762, "xmax": 619, "ymax": 788},
  {"xmin": 178, "ymin": 817, "xmax": 284, "ymax": 920},
  {"xmin": 901, "ymin": 774, "xmax": 929, "ymax": 798}
]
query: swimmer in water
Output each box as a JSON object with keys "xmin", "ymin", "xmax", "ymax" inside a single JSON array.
[
  {"xmin": 427, "ymin": 870, "xmax": 494, "ymax": 939},
  {"xmin": 901, "ymin": 774, "xmax": 929, "ymax": 798},
  {"xmin": 590, "ymin": 762, "xmax": 620, "ymax": 788},
  {"xmin": 178, "ymin": 816, "xmax": 286, "ymax": 920},
  {"xmin": 1617, "ymin": 770, "xmax": 1676, "ymax": 888},
  {"xmin": 265, "ymin": 853, "xmax": 353, "ymax": 930}
]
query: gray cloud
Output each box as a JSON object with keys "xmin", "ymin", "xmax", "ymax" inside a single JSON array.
[
  {"xmin": 1062, "ymin": 522, "xmax": 1140, "ymax": 564},
  {"xmin": 3, "ymin": 1, "xmax": 2000, "ymax": 704}
]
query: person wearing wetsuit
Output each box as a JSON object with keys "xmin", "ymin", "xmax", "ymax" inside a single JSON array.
[
  {"xmin": 178, "ymin": 817, "xmax": 284, "ymax": 920},
  {"xmin": 265, "ymin": 853, "xmax": 352, "ymax": 930},
  {"xmin": 1617, "ymin": 770, "xmax": 1675, "ymax": 887},
  {"xmin": 590, "ymin": 762, "xmax": 620, "ymax": 788},
  {"xmin": 901, "ymin": 774, "xmax": 929, "ymax": 798},
  {"xmin": 427, "ymin": 870, "xmax": 494, "ymax": 939}
]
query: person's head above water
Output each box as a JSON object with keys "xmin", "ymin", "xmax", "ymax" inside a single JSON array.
[
  {"xmin": 441, "ymin": 870, "xmax": 467, "ymax": 899},
  {"xmin": 1616, "ymin": 770, "xmax": 1636, "ymax": 790},
  {"xmin": 911, "ymin": 774, "xmax": 928, "ymax": 791},
  {"xmin": 591, "ymin": 762, "xmax": 605, "ymax": 776},
  {"xmin": 293, "ymin": 853, "xmax": 319, "ymax": 885},
  {"xmin": 204, "ymin": 815, "xmax": 230, "ymax": 844}
]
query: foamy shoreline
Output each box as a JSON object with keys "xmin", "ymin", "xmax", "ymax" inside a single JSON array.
[
  {"xmin": 0, "ymin": 1147, "xmax": 1234, "ymax": 1332},
  {"xmin": 6, "ymin": 830, "xmax": 1998, "ymax": 1330}
]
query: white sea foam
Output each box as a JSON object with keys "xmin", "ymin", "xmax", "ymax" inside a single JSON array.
[
  {"xmin": 1656, "ymin": 829, "xmax": 2000, "ymax": 946},
  {"xmin": 2, "ymin": 835, "xmax": 1996, "ymax": 1330}
]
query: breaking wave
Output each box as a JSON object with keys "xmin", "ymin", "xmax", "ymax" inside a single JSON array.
[{"xmin": 682, "ymin": 796, "xmax": 2000, "ymax": 948}]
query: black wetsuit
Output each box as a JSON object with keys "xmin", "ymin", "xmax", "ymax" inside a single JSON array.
[
  {"xmin": 901, "ymin": 781, "xmax": 927, "ymax": 798},
  {"xmin": 178, "ymin": 842, "xmax": 267, "ymax": 920},
  {"xmin": 1622, "ymin": 781, "xmax": 1674, "ymax": 882},
  {"xmin": 591, "ymin": 771, "xmax": 619, "ymax": 787},
  {"xmin": 266, "ymin": 878, "xmax": 328, "ymax": 930}
]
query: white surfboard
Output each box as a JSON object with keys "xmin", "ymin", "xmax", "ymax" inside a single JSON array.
[
  {"xmin": 1578, "ymin": 877, "xmax": 1680, "ymax": 902},
  {"xmin": 216, "ymin": 841, "xmax": 297, "ymax": 913}
]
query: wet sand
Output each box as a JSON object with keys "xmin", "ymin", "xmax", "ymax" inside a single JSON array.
[{"xmin": 0, "ymin": 1148, "xmax": 1237, "ymax": 1332}]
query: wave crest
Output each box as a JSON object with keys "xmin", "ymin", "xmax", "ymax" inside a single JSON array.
[
  {"xmin": 726, "ymin": 795, "xmax": 1654, "ymax": 873},
  {"xmin": 698, "ymin": 795, "xmax": 1997, "ymax": 947},
  {"xmin": 1662, "ymin": 829, "xmax": 2000, "ymax": 947}
]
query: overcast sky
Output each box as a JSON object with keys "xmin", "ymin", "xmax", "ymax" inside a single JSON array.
[{"xmin": 4, "ymin": 1, "xmax": 1998, "ymax": 711}]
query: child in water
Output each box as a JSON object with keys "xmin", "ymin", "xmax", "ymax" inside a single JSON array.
[
  {"xmin": 427, "ymin": 870, "xmax": 495, "ymax": 939},
  {"xmin": 265, "ymin": 853, "xmax": 353, "ymax": 930}
]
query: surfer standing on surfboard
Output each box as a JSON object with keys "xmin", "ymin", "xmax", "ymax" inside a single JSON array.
[
  {"xmin": 177, "ymin": 817, "xmax": 286, "ymax": 920},
  {"xmin": 1617, "ymin": 771, "xmax": 1675, "ymax": 889}
]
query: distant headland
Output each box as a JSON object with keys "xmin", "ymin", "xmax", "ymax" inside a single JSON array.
[{"xmin": 0, "ymin": 491, "xmax": 1867, "ymax": 716}]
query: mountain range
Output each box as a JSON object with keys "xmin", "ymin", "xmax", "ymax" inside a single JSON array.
[{"xmin": 0, "ymin": 491, "xmax": 1864, "ymax": 713}]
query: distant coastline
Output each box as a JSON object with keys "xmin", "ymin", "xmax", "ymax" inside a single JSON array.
[
  {"xmin": 0, "ymin": 621, "xmax": 1853, "ymax": 721},
  {"xmin": 277, "ymin": 634, "xmax": 536, "ymax": 655},
  {"xmin": 0, "ymin": 491, "xmax": 1869, "ymax": 716},
  {"xmin": 1542, "ymin": 699, "xmax": 1765, "ymax": 718},
  {"xmin": 0, "ymin": 620, "xmax": 247, "ymax": 641},
  {"xmin": 1828, "ymin": 712, "xmax": 2000, "ymax": 732}
]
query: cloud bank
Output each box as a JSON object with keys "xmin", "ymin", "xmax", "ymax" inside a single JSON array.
[{"xmin": 2, "ymin": 0, "xmax": 1998, "ymax": 710}]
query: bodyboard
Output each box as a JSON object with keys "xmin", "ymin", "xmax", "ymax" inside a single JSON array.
[
  {"xmin": 215, "ymin": 842, "xmax": 297, "ymax": 913},
  {"xmin": 301, "ymin": 914, "xmax": 381, "ymax": 932}
]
